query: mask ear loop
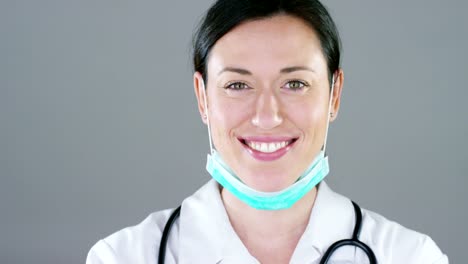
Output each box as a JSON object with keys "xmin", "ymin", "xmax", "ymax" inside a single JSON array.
[
  {"xmin": 322, "ymin": 74, "xmax": 336, "ymax": 155},
  {"xmin": 201, "ymin": 78, "xmax": 214, "ymax": 155}
]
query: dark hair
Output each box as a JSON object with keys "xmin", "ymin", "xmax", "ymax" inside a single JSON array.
[{"xmin": 192, "ymin": 0, "xmax": 341, "ymax": 86}]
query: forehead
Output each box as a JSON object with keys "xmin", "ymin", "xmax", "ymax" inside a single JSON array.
[{"xmin": 208, "ymin": 14, "xmax": 328, "ymax": 77}]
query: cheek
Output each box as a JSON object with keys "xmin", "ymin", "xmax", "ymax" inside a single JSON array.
[
  {"xmin": 286, "ymin": 98, "xmax": 328, "ymax": 130},
  {"xmin": 209, "ymin": 96, "xmax": 252, "ymax": 141}
]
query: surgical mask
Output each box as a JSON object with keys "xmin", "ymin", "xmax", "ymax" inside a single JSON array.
[
  {"xmin": 206, "ymin": 149, "xmax": 329, "ymax": 210},
  {"xmin": 201, "ymin": 76, "xmax": 336, "ymax": 210}
]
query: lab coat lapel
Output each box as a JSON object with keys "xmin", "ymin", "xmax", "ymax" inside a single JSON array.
[
  {"xmin": 290, "ymin": 181, "xmax": 356, "ymax": 263},
  {"xmin": 178, "ymin": 180, "xmax": 256, "ymax": 263},
  {"xmin": 178, "ymin": 180, "xmax": 224, "ymax": 263}
]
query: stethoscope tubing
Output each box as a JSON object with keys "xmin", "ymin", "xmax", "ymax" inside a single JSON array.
[
  {"xmin": 158, "ymin": 201, "xmax": 377, "ymax": 264},
  {"xmin": 158, "ymin": 206, "xmax": 181, "ymax": 264},
  {"xmin": 319, "ymin": 201, "xmax": 377, "ymax": 264}
]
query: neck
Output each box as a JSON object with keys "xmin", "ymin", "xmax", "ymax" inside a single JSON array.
[{"xmin": 221, "ymin": 185, "xmax": 318, "ymax": 243}]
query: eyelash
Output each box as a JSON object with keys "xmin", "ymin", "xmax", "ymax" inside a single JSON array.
[
  {"xmin": 225, "ymin": 82, "xmax": 250, "ymax": 91},
  {"xmin": 283, "ymin": 80, "xmax": 309, "ymax": 91},
  {"xmin": 224, "ymin": 80, "xmax": 309, "ymax": 91}
]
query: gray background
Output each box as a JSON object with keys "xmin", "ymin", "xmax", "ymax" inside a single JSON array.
[{"xmin": 1, "ymin": 0, "xmax": 466, "ymax": 263}]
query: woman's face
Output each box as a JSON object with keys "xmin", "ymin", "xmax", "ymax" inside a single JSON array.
[{"xmin": 194, "ymin": 15, "xmax": 343, "ymax": 192}]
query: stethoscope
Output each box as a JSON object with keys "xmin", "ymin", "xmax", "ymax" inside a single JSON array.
[{"xmin": 157, "ymin": 200, "xmax": 377, "ymax": 264}]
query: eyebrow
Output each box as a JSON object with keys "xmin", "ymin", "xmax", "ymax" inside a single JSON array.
[
  {"xmin": 217, "ymin": 66, "xmax": 315, "ymax": 76},
  {"xmin": 280, "ymin": 66, "xmax": 315, "ymax": 74},
  {"xmin": 218, "ymin": 67, "xmax": 252, "ymax": 75}
]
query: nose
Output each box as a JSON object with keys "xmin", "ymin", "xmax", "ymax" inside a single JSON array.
[{"xmin": 251, "ymin": 91, "xmax": 283, "ymax": 130}]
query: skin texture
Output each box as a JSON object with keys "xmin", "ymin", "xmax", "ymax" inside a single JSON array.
[{"xmin": 194, "ymin": 15, "xmax": 344, "ymax": 263}]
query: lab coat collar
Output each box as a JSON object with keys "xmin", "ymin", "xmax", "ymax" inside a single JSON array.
[
  {"xmin": 291, "ymin": 181, "xmax": 356, "ymax": 263},
  {"xmin": 178, "ymin": 179, "xmax": 356, "ymax": 263},
  {"xmin": 178, "ymin": 180, "xmax": 233, "ymax": 263}
]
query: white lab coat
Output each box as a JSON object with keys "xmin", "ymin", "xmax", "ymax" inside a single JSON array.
[{"xmin": 87, "ymin": 180, "xmax": 448, "ymax": 263}]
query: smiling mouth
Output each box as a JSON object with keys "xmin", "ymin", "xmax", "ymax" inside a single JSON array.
[{"xmin": 239, "ymin": 138, "xmax": 298, "ymax": 153}]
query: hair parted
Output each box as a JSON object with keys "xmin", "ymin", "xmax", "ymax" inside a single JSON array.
[{"xmin": 192, "ymin": 0, "xmax": 342, "ymax": 86}]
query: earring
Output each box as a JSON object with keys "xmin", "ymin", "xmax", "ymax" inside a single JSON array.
[{"xmin": 330, "ymin": 112, "xmax": 334, "ymax": 118}]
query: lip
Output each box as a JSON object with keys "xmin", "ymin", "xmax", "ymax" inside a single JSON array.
[{"xmin": 238, "ymin": 136, "xmax": 298, "ymax": 161}]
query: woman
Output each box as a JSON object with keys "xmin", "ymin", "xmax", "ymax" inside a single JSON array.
[{"xmin": 87, "ymin": 0, "xmax": 448, "ymax": 263}]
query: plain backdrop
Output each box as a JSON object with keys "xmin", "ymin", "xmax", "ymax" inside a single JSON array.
[{"xmin": 1, "ymin": 0, "xmax": 466, "ymax": 263}]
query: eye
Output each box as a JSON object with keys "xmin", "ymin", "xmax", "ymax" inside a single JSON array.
[
  {"xmin": 225, "ymin": 82, "xmax": 249, "ymax": 91},
  {"xmin": 284, "ymin": 80, "xmax": 308, "ymax": 91}
]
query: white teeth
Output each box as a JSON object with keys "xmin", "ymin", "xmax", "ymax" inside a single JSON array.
[
  {"xmin": 255, "ymin": 142, "xmax": 261, "ymax": 150},
  {"xmin": 246, "ymin": 140, "xmax": 291, "ymax": 153},
  {"xmin": 268, "ymin": 143, "xmax": 275, "ymax": 152}
]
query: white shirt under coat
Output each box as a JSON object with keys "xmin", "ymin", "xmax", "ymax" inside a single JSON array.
[{"xmin": 86, "ymin": 180, "xmax": 449, "ymax": 263}]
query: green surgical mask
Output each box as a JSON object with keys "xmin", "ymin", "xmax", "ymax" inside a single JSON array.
[{"xmin": 206, "ymin": 149, "xmax": 329, "ymax": 210}]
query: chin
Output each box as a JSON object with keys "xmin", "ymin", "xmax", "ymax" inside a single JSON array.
[{"xmin": 243, "ymin": 171, "xmax": 294, "ymax": 192}]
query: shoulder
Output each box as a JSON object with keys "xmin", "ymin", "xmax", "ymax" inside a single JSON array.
[
  {"xmin": 314, "ymin": 182, "xmax": 448, "ymax": 263},
  {"xmin": 86, "ymin": 208, "xmax": 177, "ymax": 264},
  {"xmin": 360, "ymin": 208, "xmax": 449, "ymax": 263},
  {"xmin": 85, "ymin": 180, "xmax": 218, "ymax": 264}
]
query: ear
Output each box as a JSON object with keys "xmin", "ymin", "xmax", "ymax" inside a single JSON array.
[
  {"xmin": 193, "ymin": 71, "xmax": 208, "ymax": 124},
  {"xmin": 330, "ymin": 69, "xmax": 344, "ymax": 122}
]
